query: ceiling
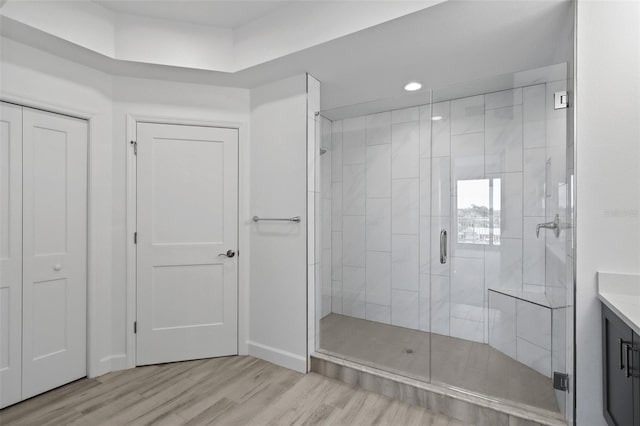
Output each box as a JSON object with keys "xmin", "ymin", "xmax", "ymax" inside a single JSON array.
[
  {"xmin": 93, "ymin": 0, "xmax": 294, "ymax": 29},
  {"xmin": 0, "ymin": 0, "xmax": 574, "ymax": 111},
  {"xmin": 1, "ymin": 0, "xmax": 440, "ymax": 72},
  {"xmin": 236, "ymin": 0, "xmax": 575, "ymax": 110}
]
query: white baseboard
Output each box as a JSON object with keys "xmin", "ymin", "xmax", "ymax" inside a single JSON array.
[
  {"xmin": 91, "ymin": 354, "xmax": 128, "ymax": 378},
  {"xmin": 92, "ymin": 343, "xmax": 303, "ymax": 380},
  {"xmin": 247, "ymin": 340, "xmax": 307, "ymax": 373},
  {"xmin": 109, "ymin": 353, "xmax": 128, "ymax": 371}
]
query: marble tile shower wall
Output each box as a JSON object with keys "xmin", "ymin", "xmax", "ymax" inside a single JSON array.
[
  {"xmin": 319, "ymin": 116, "xmax": 332, "ymax": 319},
  {"xmin": 328, "ymin": 105, "xmax": 433, "ymax": 330},
  {"xmin": 324, "ymin": 83, "xmax": 567, "ymax": 348}
]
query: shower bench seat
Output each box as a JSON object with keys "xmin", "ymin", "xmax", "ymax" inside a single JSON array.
[{"xmin": 488, "ymin": 288, "xmax": 569, "ymax": 379}]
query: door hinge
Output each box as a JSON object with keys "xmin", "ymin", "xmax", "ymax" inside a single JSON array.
[
  {"xmin": 134, "ymin": 321, "xmax": 137, "ymax": 334},
  {"xmin": 130, "ymin": 140, "xmax": 137, "ymax": 155},
  {"xmin": 554, "ymin": 91, "xmax": 569, "ymax": 110},
  {"xmin": 553, "ymin": 372, "xmax": 569, "ymax": 391},
  {"xmin": 134, "ymin": 232, "xmax": 137, "ymax": 244}
]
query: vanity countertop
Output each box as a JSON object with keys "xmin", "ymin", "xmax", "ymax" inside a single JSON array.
[{"xmin": 598, "ymin": 272, "xmax": 640, "ymax": 335}]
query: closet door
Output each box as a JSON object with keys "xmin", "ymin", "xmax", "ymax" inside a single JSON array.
[
  {"xmin": 0, "ymin": 102, "xmax": 23, "ymax": 409},
  {"xmin": 21, "ymin": 108, "xmax": 87, "ymax": 399}
]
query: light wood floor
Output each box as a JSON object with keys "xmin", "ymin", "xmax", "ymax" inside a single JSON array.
[{"xmin": 0, "ymin": 356, "xmax": 465, "ymax": 426}]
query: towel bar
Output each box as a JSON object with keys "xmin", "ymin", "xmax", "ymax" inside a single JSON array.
[{"xmin": 252, "ymin": 216, "xmax": 301, "ymax": 223}]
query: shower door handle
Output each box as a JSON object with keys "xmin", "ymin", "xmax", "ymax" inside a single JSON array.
[{"xmin": 440, "ymin": 229, "xmax": 447, "ymax": 264}]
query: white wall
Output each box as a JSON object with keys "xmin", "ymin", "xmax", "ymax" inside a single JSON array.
[
  {"xmin": 1, "ymin": 34, "xmax": 313, "ymax": 380},
  {"xmin": 248, "ymin": 74, "xmax": 309, "ymax": 372},
  {"xmin": 114, "ymin": 13, "xmax": 233, "ymax": 71},
  {"xmin": 0, "ymin": 1, "xmax": 117, "ymax": 57},
  {"xmin": 575, "ymin": 2, "xmax": 640, "ymax": 425},
  {"xmin": 233, "ymin": 1, "xmax": 443, "ymax": 70}
]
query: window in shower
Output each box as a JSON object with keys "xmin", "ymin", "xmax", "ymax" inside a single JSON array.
[{"xmin": 456, "ymin": 178, "xmax": 501, "ymax": 245}]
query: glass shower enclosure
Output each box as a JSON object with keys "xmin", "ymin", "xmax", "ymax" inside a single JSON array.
[{"xmin": 312, "ymin": 63, "xmax": 574, "ymax": 420}]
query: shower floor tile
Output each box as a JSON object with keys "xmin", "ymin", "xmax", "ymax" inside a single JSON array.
[{"xmin": 319, "ymin": 313, "xmax": 559, "ymax": 413}]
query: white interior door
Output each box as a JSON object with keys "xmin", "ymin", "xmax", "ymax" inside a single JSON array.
[
  {"xmin": 136, "ymin": 122, "xmax": 238, "ymax": 365},
  {"xmin": 0, "ymin": 102, "xmax": 23, "ymax": 408},
  {"xmin": 21, "ymin": 108, "xmax": 88, "ymax": 400}
]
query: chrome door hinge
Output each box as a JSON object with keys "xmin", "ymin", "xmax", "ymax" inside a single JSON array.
[
  {"xmin": 130, "ymin": 140, "xmax": 137, "ymax": 155},
  {"xmin": 134, "ymin": 321, "xmax": 137, "ymax": 334},
  {"xmin": 554, "ymin": 91, "xmax": 569, "ymax": 110},
  {"xmin": 134, "ymin": 232, "xmax": 137, "ymax": 244}
]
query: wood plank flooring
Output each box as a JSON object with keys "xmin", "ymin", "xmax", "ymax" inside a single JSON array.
[{"xmin": 0, "ymin": 356, "xmax": 465, "ymax": 426}]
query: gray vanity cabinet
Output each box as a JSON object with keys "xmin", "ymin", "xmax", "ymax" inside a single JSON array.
[
  {"xmin": 635, "ymin": 335, "xmax": 640, "ymax": 426},
  {"xmin": 602, "ymin": 303, "xmax": 640, "ymax": 426}
]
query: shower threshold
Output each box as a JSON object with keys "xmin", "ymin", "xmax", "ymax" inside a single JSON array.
[{"xmin": 314, "ymin": 314, "xmax": 566, "ymax": 425}]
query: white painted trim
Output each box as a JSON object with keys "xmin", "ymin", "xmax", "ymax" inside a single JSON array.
[
  {"xmin": 97, "ymin": 354, "xmax": 127, "ymax": 376},
  {"xmin": 0, "ymin": 94, "xmax": 99, "ymax": 378},
  {"xmin": 237, "ymin": 119, "xmax": 250, "ymax": 357},
  {"xmin": 247, "ymin": 341, "xmax": 307, "ymax": 373},
  {"xmin": 125, "ymin": 115, "xmax": 137, "ymax": 369},
  {"xmin": 0, "ymin": 93, "xmax": 100, "ymax": 120},
  {"xmin": 125, "ymin": 114, "xmax": 250, "ymax": 368}
]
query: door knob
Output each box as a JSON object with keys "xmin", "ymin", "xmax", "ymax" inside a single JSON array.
[
  {"xmin": 53, "ymin": 264, "xmax": 63, "ymax": 271},
  {"xmin": 218, "ymin": 250, "xmax": 236, "ymax": 258}
]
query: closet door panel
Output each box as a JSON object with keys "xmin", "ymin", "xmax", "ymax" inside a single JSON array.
[
  {"xmin": 21, "ymin": 108, "xmax": 87, "ymax": 400},
  {"xmin": 0, "ymin": 102, "xmax": 23, "ymax": 409}
]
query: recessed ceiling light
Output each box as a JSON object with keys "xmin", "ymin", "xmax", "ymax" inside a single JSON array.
[
  {"xmin": 404, "ymin": 82, "xmax": 422, "ymax": 92},
  {"xmin": 431, "ymin": 116, "xmax": 443, "ymax": 121}
]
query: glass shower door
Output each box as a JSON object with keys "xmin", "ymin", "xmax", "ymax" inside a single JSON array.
[
  {"xmin": 543, "ymin": 76, "xmax": 573, "ymax": 418},
  {"xmin": 429, "ymin": 66, "xmax": 572, "ymax": 416},
  {"xmin": 314, "ymin": 91, "xmax": 434, "ymax": 384}
]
